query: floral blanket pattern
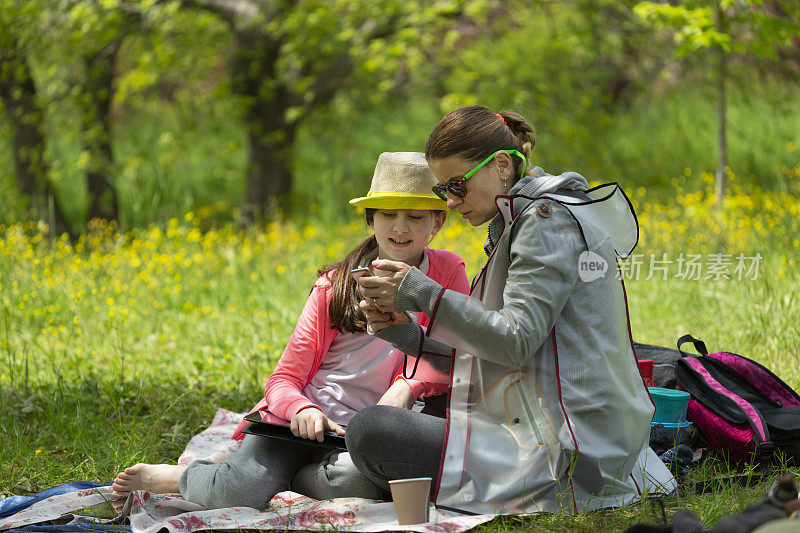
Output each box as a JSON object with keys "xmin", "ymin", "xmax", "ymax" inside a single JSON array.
[{"xmin": 0, "ymin": 409, "xmax": 497, "ymax": 532}]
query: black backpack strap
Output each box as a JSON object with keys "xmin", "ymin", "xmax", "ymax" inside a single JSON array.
[
  {"xmin": 677, "ymin": 334, "xmax": 708, "ymax": 358},
  {"xmin": 692, "ymin": 464, "xmax": 773, "ymax": 494},
  {"xmin": 675, "ymin": 358, "xmax": 748, "ymax": 425}
]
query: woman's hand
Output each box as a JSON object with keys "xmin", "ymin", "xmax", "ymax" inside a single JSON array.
[
  {"xmin": 356, "ymin": 259, "xmax": 411, "ymax": 313},
  {"xmin": 290, "ymin": 408, "xmax": 345, "ymax": 442},
  {"xmin": 360, "ymin": 299, "xmax": 410, "ymax": 334},
  {"xmin": 377, "ymin": 378, "xmax": 415, "ymax": 410}
]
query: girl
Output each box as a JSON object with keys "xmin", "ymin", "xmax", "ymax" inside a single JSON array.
[{"xmin": 111, "ymin": 152, "xmax": 470, "ymax": 510}]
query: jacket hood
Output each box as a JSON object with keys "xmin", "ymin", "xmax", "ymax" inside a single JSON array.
[
  {"xmin": 509, "ymin": 166, "xmax": 589, "ymax": 198},
  {"xmin": 485, "ymin": 167, "xmax": 589, "ymax": 255}
]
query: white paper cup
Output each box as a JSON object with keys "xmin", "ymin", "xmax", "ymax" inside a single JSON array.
[{"xmin": 389, "ymin": 477, "xmax": 431, "ymax": 525}]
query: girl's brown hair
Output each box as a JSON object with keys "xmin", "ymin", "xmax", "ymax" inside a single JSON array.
[
  {"xmin": 319, "ymin": 208, "xmax": 442, "ymax": 332},
  {"xmin": 424, "ymin": 106, "xmax": 536, "ymax": 182}
]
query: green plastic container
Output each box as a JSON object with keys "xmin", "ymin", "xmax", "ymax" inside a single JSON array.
[{"xmin": 648, "ymin": 387, "xmax": 690, "ymax": 424}]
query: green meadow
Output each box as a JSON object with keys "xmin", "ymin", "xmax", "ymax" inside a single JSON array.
[{"xmin": 2, "ymin": 171, "xmax": 798, "ymax": 529}]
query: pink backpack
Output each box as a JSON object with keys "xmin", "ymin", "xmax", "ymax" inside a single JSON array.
[{"xmin": 674, "ymin": 334, "xmax": 800, "ymax": 463}]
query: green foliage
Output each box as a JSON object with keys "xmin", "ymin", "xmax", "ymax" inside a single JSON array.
[
  {"xmin": 1, "ymin": 1, "xmax": 799, "ymax": 229},
  {"xmin": 270, "ymin": 0, "xmax": 488, "ymax": 113},
  {"xmin": 634, "ymin": 2, "xmax": 729, "ymax": 54},
  {"xmin": 634, "ymin": 0, "xmax": 800, "ymax": 57}
]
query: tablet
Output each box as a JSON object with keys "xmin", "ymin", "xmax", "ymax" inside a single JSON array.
[{"xmin": 240, "ymin": 409, "xmax": 347, "ymax": 451}]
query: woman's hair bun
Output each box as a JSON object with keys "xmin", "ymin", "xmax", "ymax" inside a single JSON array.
[{"xmin": 498, "ymin": 110, "xmax": 535, "ymax": 158}]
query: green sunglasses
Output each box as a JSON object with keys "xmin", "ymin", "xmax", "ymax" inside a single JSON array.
[{"xmin": 432, "ymin": 150, "xmax": 527, "ymax": 201}]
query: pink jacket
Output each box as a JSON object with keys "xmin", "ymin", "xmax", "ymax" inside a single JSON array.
[{"xmin": 232, "ymin": 248, "xmax": 470, "ymax": 439}]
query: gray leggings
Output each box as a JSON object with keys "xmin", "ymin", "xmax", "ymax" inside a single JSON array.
[
  {"xmin": 179, "ymin": 434, "xmax": 388, "ymax": 510},
  {"xmin": 345, "ymin": 405, "xmax": 446, "ymax": 496}
]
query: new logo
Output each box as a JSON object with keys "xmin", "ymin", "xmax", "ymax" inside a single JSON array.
[{"xmin": 578, "ymin": 251, "xmax": 608, "ymax": 282}]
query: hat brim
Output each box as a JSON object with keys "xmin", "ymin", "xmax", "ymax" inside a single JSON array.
[{"xmin": 349, "ymin": 193, "xmax": 446, "ymax": 210}]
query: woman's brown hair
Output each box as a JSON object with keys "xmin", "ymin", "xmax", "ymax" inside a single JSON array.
[
  {"xmin": 320, "ymin": 208, "xmax": 442, "ymax": 333},
  {"xmin": 425, "ymin": 106, "xmax": 536, "ymax": 183}
]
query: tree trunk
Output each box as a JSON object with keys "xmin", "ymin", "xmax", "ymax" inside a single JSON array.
[
  {"xmin": 242, "ymin": 122, "xmax": 297, "ymax": 220},
  {"xmin": 231, "ymin": 28, "xmax": 296, "ymax": 221},
  {"xmin": 80, "ymin": 41, "xmax": 122, "ymax": 223},
  {"xmin": 0, "ymin": 29, "xmax": 72, "ymax": 236},
  {"xmin": 714, "ymin": 4, "xmax": 728, "ymax": 207}
]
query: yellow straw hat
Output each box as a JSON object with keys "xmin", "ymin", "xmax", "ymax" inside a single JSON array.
[{"xmin": 349, "ymin": 152, "xmax": 447, "ymax": 210}]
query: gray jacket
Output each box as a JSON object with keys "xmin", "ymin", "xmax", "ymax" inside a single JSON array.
[{"xmin": 377, "ymin": 168, "xmax": 674, "ymax": 514}]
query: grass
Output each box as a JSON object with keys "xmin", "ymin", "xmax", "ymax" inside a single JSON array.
[{"xmin": 1, "ymin": 173, "xmax": 799, "ymax": 531}]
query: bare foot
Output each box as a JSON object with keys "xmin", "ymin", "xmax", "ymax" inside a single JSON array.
[{"xmin": 111, "ymin": 463, "xmax": 187, "ymax": 496}]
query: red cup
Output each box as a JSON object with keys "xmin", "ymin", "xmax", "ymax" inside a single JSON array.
[{"xmin": 637, "ymin": 359, "xmax": 656, "ymax": 388}]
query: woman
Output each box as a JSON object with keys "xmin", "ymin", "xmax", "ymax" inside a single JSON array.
[{"xmin": 349, "ymin": 106, "xmax": 675, "ymax": 515}]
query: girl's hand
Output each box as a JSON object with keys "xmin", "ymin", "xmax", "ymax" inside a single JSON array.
[
  {"xmin": 290, "ymin": 408, "xmax": 345, "ymax": 442},
  {"xmin": 359, "ymin": 299, "xmax": 410, "ymax": 334},
  {"xmin": 356, "ymin": 259, "xmax": 410, "ymax": 313},
  {"xmin": 377, "ymin": 379, "xmax": 415, "ymax": 410}
]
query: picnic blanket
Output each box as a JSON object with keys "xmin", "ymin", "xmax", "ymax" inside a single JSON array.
[{"xmin": 0, "ymin": 409, "xmax": 498, "ymax": 532}]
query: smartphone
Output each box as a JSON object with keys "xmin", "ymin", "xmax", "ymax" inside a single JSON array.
[{"xmin": 349, "ymin": 266, "xmax": 373, "ymax": 279}]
